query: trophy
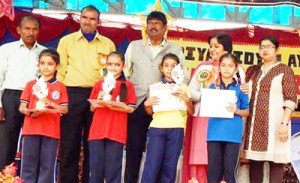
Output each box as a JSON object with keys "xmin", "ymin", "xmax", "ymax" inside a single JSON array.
[
  {"xmin": 171, "ymin": 64, "xmax": 184, "ymax": 92},
  {"xmin": 97, "ymin": 53, "xmax": 108, "ymax": 76},
  {"xmin": 100, "ymin": 71, "xmax": 116, "ymax": 101},
  {"xmin": 32, "ymin": 76, "xmax": 48, "ymax": 109}
]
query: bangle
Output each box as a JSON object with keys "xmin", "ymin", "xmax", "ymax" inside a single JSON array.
[{"xmin": 281, "ymin": 122, "xmax": 288, "ymax": 125}]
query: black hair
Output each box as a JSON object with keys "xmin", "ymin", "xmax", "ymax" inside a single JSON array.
[
  {"xmin": 147, "ymin": 11, "xmax": 167, "ymax": 25},
  {"xmin": 81, "ymin": 5, "xmax": 100, "ymax": 19},
  {"xmin": 107, "ymin": 51, "xmax": 127, "ymax": 102},
  {"xmin": 18, "ymin": 15, "xmax": 40, "ymax": 28},
  {"xmin": 259, "ymin": 35, "xmax": 279, "ymax": 49},
  {"xmin": 39, "ymin": 48, "xmax": 60, "ymax": 65},
  {"xmin": 160, "ymin": 53, "xmax": 180, "ymax": 78},
  {"xmin": 38, "ymin": 48, "xmax": 60, "ymax": 77},
  {"xmin": 216, "ymin": 53, "xmax": 240, "ymax": 88},
  {"xmin": 161, "ymin": 53, "xmax": 180, "ymax": 66},
  {"xmin": 208, "ymin": 33, "xmax": 233, "ymax": 53},
  {"xmin": 219, "ymin": 53, "xmax": 239, "ymax": 67}
]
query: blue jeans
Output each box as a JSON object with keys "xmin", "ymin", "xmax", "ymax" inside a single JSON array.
[
  {"xmin": 207, "ymin": 141, "xmax": 240, "ymax": 183},
  {"xmin": 141, "ymin": 128, "xmax": 184, "ymax": 183}
]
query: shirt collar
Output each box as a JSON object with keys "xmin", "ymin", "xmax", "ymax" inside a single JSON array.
[
  {"xmin": 38, "ymin": 75, "xmax": 57, "ymax": 84},
  {"xmin": 220, "ymin": 79, "xmax": 237, "ymax": 89},
  {"xmin": 47, "ymin": 77, "xmax": 58, "ymax": 84},
  {"xmin": 161, "ymin": 77, "xmax": 175, "ymax": 84},
  {"xmin": 19, "ymin": 39, "xmax": 38, "ymax": 49},
  {"xmin": 82, "ymin": 30, "xmax": 97, "ymax": 42},
  {"xmin": 147, "ymin": 38, "xmax": 167, "ymax": 47},
  {"xmin": 76, "ymin": 30, "xmax": 101, "ymax": 42}
]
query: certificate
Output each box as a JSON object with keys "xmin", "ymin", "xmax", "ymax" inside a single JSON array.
[
  {"xmin": 291, "ymin": 132, "xmax": 300, "ymax": 180},
  {"xmin": 150, "ymin": 84, "xmax": 187, "ymax": 112},
  {"xmin": 199, "ymin": 88, "xmax": 236, "ymax": 118}
]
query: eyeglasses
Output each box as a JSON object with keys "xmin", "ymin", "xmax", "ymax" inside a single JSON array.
[{"xmin": 259, "ymin": 45, "xmax": 275, "ymax": 50}]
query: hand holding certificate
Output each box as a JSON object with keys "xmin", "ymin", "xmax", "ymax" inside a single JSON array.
[
  {"xmin": 149, "ymin": 84, "xmax": 187, "ymax": 112},
  {"xmin": 199, "ymin": 88, "xmax": 236, "ymax": 118}
]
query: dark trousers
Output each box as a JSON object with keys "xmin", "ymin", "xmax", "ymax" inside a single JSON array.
[
  {"xmin": 89, "ymin": 139, "xmax": 123, "ymax": 183},
  {"xmin": 0, "ymin": 89, "xmax": 24, "ymax": 170},
  {"xmin": 21, "ymin": 135, "xmax": 58, "ymax": 183},
  {"xmin": 207, "ymin": 141, "xmax": 240, "ymax": 183},
  {"xmin": 125, "ymin": 102, "xmax": 152, "ymax": 183},
  {"xmin": 59, "ymin": 87, "xmax": 92, "ymax": 183},
  {"xmin": 141, "ymin": 128, "xmax": 184, "ymax": 183},
  {"xmin": 249, "ymin": 160, "xmax": 284, "ymax": 183}
]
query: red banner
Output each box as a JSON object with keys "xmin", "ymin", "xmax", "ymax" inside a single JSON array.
[{"xmin": 0, "ymin": 0, "xmax": 14, "ymax": 20}]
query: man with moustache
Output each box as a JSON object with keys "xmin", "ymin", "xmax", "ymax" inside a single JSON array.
[
  {"xmin": 124, "ymin": 11, "xmax": 190, "ymax": 183},
  {"xmin": 0, "ymin": 15, "xmax": 46, "ymax": 170},
  {"xmin": 57, "ymin": 5, "xmax": 115, "ymax": 183}
]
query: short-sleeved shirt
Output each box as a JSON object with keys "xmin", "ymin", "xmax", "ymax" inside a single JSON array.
[
  {"xmin": 20, "ymin": 78, "xmax": 68, "ymax": 139},
  {"xmin": 150, "ymin": 82, "xmax": 191, "ymax": 129},
  {"xmin": 88, "ymin": 79, "xmax": 137, "ymax": 144},
  {"xmin": 207, "ymin": 81, "xmax": 249, "ymax": 143}
]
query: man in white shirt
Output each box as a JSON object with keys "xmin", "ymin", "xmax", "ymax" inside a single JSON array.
[{"xmin": 0, "ymin": 15, "xmax": 46, "ymax": 170}]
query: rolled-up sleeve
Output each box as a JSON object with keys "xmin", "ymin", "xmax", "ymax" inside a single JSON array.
[{"xmin": 282, "ymin": 66, "xmax": 297, "ymax": 110}]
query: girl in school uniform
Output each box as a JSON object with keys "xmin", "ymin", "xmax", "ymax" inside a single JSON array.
[
  {"xmin": 19, "ymin": 48, "xmax": 69, "ymax": 183},
  {"xmin": 141, "ymin": 53, "xmax": 194, "ymax": 183},
  {"xmin": 88, "ymin": 51, "xmax": 137, "ymax": 183},
  {"xmin": 206, "ymin": 53, "xmax": 249, "ymax": 183}
]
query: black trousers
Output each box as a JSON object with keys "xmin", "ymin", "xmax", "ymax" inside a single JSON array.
[
  {"xmin": 249, "ymin": 160, "xmax": 285, "ymax": 183},
  {"xmin": 59, "ymin": 87, "xmax": 92, "ymax": 183},
  {"xmin": 125, "ymin": 102, "xmax": 152, "ymax": 183},
  {"xmin": 0, "ymin": 89, "xmax": 24, "ymax": 170},
  {"xmin": 207, "ymin": 141, "xmax": 240, "ymax": 183}
]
